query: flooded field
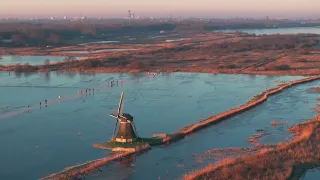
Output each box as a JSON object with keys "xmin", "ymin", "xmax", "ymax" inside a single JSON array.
[
  {"xmin": 0, "ymin": 72, "xmax": 306, "ymax": 179},
  {"xmin": 86, "ymin": 78, "xmax": 320, "ymax": 180},
  {"xmin": 0, "ymin": 56, "xmax": 71, "ymax": 66}
]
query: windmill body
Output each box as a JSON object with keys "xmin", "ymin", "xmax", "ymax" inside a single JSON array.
[
  {"xmin": 93, "ymin": 92, "xmax": 165, "ymax": 152},
  {"xmin": 110, "ymin": 92, "xmax": 139, "ymax": 143}
]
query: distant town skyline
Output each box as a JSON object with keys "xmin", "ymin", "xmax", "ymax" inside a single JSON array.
[{"xmin": 1, "ymin": 0, "xmax": 320, "ymax": 18}]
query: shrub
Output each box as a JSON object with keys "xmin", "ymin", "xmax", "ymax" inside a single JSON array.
[
  {"xmin": 13, "ymin": 64, "xmax": 38, "ymax": 72},
  {"xmin": 226, "ymin": 64, "xmax": 237, "ymax": 69},
  {"xmin": 274, "ymin": 65, "xmax": 290, "ymax": 71}
]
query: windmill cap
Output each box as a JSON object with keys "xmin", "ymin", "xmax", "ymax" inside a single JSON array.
[{"xmin": 121, "ymin": 113, "xmax": 134, "ymax": 121}]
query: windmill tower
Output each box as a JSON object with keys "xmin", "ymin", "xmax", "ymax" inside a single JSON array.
[{"xmin": 110, "ymin": 92, "xmax": 139, "ymax": 143}]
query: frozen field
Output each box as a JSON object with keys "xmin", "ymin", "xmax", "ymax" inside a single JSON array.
[{"xmin": 0, "ymin": 71, "xmax": 309, "ymax": 179}]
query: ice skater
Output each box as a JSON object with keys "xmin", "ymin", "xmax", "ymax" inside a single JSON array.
[{"xmin": 1, "ymin": 106, "xmax": 9, "ymax": 110}]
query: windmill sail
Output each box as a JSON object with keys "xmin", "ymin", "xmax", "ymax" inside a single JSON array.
[
  {"xmin": 112, "ymin": 92, "xmax": 124, "ymax": 139},
  {"xmin": 109, "ymin": 92, "xmax": 124, "ymax": 119},
  {"xmin": 110, "ymin": 111, "xmax": 118, "ymax": 118},
  {"xmin": 117, "ymin": 92, "xmax": 124, "ymax": 118}
]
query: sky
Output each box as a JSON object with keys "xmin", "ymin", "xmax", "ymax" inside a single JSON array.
[{"xmin": 1, "ymin": 0, "xmax": 320, "ymax": 18}]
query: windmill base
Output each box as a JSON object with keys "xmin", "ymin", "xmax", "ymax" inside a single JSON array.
[
  {"xmin": 93, "ymin": 141, "xmax": 151, "ymax": 152},
  {"xmin": 93, "ymin": 137, "xmax": 165, "ymax": 152}
]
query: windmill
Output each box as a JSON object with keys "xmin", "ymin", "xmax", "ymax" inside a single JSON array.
[{"xmin": 110, "ymin": 92, "xmax": 140, "ymax": 143}]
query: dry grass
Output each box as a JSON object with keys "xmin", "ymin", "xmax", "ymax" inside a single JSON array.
[
  {"xmin": 271, "ymin": 121, "xmax": 280, "ymax": 126},
  {"xmin": 2, "ymin": 33, "xmax": 320, "ymax": 76},
  {"xmin": 40, "ymin": 144, "xmax": 150, "ymax": 180},
  {"xmin": 247, "ymin": 132, "xmax": 270, "ymax": 147},
  {"xmin": 183, "ymin": 113, "xmax": 320, "ymax": 180}
]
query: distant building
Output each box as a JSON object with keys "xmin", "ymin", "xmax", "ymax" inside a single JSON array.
[{"xmin": 128, "ymin": 10, "xmax": 132, "ymax": 19}]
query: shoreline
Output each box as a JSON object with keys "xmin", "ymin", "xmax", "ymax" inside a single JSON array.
[
  {"xmin": 39, "ymin": 75, "xmax": 320, "ymax": 180},
  {"xmin": 183, "ymin": 113, "xmax": 320, "ymax": 180}
]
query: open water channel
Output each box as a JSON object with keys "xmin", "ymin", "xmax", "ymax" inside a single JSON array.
[{"xmin": 0, "ymin": 71, "xmax": 309, "ymax": 180}]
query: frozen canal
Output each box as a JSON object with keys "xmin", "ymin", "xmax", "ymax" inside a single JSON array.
[{"xmin": 0, "ymin": 71, "xmax": 308, "ymax": 179}]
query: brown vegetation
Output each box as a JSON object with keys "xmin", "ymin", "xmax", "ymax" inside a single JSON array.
[
  {"xmin": 183, "ymin": 112, "xmax": 320, "ymax": 180},
  {"xmin": 40, "ymin": 144, "xmax": 150, "ymax": 180},
  {"xmin": 1, "ymin": 32, "xmax": 319, "ymax": 76},
  {"xmin": 247, "ymin": 132, "xmax": 270, "ymax": 147}
]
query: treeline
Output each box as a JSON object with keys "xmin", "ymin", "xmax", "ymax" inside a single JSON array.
[
  {"xmin": 0, "ymin": 21, "xmax": 176, "ymax": 47},
  {"xmin": 1, "ymin": 19, "xmax": 320, "ymax": 47}
]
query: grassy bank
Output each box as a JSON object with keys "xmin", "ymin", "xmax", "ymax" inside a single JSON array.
[
  {"xmin": 40, "ymin": 144, "xmax": 151, "ymax": 180},
  {"xmin": 183, "ymin": 113, "xmax": 320, "ymax": 180}
]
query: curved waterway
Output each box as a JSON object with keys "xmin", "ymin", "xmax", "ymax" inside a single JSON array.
[
  {"xmin": 0, "ymin": 72, "xmax": 306, "ymax": 179},
  {"xmin": 86, "ymin": 79, "xmax": 320, "ymax": 180}
]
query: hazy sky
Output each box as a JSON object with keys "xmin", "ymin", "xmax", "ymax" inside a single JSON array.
[{"xmin": 1, "ymin": 0, "xmax": 320, "ymax": 18}]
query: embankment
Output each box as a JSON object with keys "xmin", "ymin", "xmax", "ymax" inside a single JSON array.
[
  {"xmin": 163, "ymin": 75, "xmax": 320, "ymax": 143},
  {"xmin": 40, "ymin": 144, "xmax": 150, "ymax": 180}
]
